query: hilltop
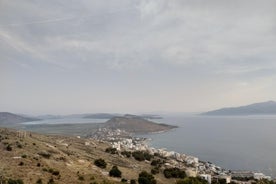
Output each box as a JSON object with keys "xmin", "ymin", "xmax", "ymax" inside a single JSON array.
[
  {"xmin": 83, "ymin": 113, "xmax": 162, "ymax": 120},
  {"xmin": 103, "ymin": 115, "xmax": 176, "ymax": 134},
  {"xmin": 202, "ymin": 101, "xmax": 276, "ymax": 116},
  {"xmin": 0, "ymin": 112, "xmax": 40, "ymax": 125}
]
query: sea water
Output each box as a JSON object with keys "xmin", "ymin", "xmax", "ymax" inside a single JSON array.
[{"xmin": 140, "ymin": 115, "xmax": 276, "ymax": 177}]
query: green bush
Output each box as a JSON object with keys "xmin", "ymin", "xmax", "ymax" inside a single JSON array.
[
  {"xmin": 109, "ymin": 166, "xmax": 122, "ymax": 178},
  {"xmin": 47, "ymin": 178, "xmax": 54, "ymax": 184},
  {"xmin": 7, "ymin": 179, "xmax": 24, "ymax": 184},
  {"xmin": 6, "ymin": 144, "xmax": 12, "ymax": 151},
  {"xmin": 78, "ymin": 176, "xmax": 84, "ymax": 181},
  {"xmin": 105, "ymin": 147, "xmax": 118, "ymax": 154},
  {"xmin": 121, "ymin": 151, "xmax": 131, "ymax": 158},
  {"xmin": 151, "ymin": 167, "xmax": 159, "ymax": 175},
  {"xmin": 132, "ymin": 151, "xmax": 153, "ymax": 161},
  {"xmin": 36, "ymin": 178, "xmax": 43, "ymax": 184},
  {"xmin": 52, "ymin": 170, "xmax": 60, "ymax": 176},
  {"xmin": 121, "ymin": 178, "xmax": 127, "ymax": 183},
  {"xmin": 163, "ymin": 168, "xmax": 186, "ymax": 179},
  {"xmin": 138, "ymin": 171, "xmax": 156, "ymax": 184},
  {"xmin": 150, "ymin": 159, "xmax": 162, "ymax": 166},
  {"xmin": 94, "ymin": 158, "xmax": 107, "ymax": 168},
  {"xmin": 130, "ymin": 179, "xmax": 136, "ymax": 184}
]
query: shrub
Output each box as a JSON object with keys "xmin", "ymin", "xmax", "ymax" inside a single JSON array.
[
  {"xmin": 138, "ymin": 171, "xmax": 156, "ymax": 184},
  {"xmin": 18, "ymin": 162, "xmax": 24, "ymax": 166},
  {"xmin": 7, "ymin": 179, "xmax": 24, "ymax": 184},
  {"xmin": 36, "ymin": 179, "xmax": 43, "ymax": 184},
  {"xmin": 150, "ymin": 159, "xmax": 162, "ymax": 166},
  {"xmin": 52, "ymin": 170, "xmax": 60, "ymax": 176},
  {"xmin": 130, "ymin": 179, "xmax": 136, "ymax": 184},
  {"xmin": 42, "ymin": 168, "xmax": 48, "ymax": 172},
  {"xmin": 109, "ymin": 166, "xmax": 122, "ymax": 178},
  {"xmin": 132, "ymin": 151, "xmax": 153, "ymax": 161},
  {"xmin": 105, "ymin": 147, "xmax": 118, "ymax": 154},
  {"xmin": 47, "ymin": 178, "xmax": 54, "ymax": 184},
  {"xmin": 94, "ymin": 158, "xmax": 107, "ymax": 168},
  {"xmin": 176, "ymin": 177, "xmax": 208, "ymax": 184},
  {"xmin": 78, "ymin": 176, "xmax": 84, "ymax": 181},
  {"xmin": 151, "ymin": 167, "xmax": 159, "ymax": 175},
  {"xmin": 21, "ymin": 154, "xmax": 27, "ymax": 158},
  {"xmin": 6, "ymin": 144, "xmax": 12, "ymax": 151},
  {"xmin": 121, "ymin": 151, "xmax": 131, "ymax": 158},
  {"xmin": 17, "ymin": 144, "xmax": 23, "ymax": 148},
  {"xmin": 163, "ymin": 167, "xmax": 186, "ymax": 179},
  {"xmin": 37, "ymin": 163, "xmax": 41, "ymax": 167},
  {"xmin": 121, "ymin": 178, "xmax": 127, "ymax": 183}
]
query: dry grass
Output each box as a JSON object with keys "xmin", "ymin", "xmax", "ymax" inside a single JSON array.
[{"xmin": 0, "ymin": 128, "xmax": 175, "ymax": 184}]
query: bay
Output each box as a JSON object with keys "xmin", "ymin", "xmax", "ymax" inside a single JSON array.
[{"xmin": 140, "ymin": 115, "xmax": 276, "ymax": 177}]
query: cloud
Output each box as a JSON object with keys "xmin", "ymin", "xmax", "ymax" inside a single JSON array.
[{"xmin": 1, "ymin": 0, "xmax": 276, "ymax": 113}]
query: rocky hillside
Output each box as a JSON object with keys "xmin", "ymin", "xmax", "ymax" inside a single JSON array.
[
  {"xmin": 104, "ymin": 115, "xmax": 176, "ymax": 133},
  {"xmin": 0, "ymin": 127, "xmax": 181, "ymax": 184}
]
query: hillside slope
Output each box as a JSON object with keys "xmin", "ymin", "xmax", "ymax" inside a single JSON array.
[
  {"xmin": 104, "ymin": 115, "xmax": 176, "ymax": 133},
  {"xmin": 0, "ymin": 127, "xmax": 176, "ymax": 184}
]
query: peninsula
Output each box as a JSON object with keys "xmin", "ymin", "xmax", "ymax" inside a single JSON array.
[{"xmin": 202, "ymin": 101, "xmax": 276, "ymax": 116}]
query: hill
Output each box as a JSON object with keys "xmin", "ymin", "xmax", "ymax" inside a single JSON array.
[
  {"xmin": 0, "ymin": 112, "xmax": 40, "ymax": 125},
  {"xmin": 103, "ymin": 115, "xmax": 176, "ymax": 133},
  {"xmin": 0, "ymin": 127, "xmax": 182, "ymax": 184},
  {"xmin": 83, "ymin": 113, "xmax": 162, "ymax": 120},
  {"xmin": 83, "ymin": 113, "xmax": 119, "ymax": 119},
  {"xmin": 202, "ymin": 101, "xmax": 276, "ymax": 116}
]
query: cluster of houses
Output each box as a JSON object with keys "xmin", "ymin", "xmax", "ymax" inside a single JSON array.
[{"xmin": 90, "ymin": 128, "xmax": 273, "ymax": 184}]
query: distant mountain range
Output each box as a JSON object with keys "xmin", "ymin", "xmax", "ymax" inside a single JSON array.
[
  {"xmin": 0, "ymin": 112, "xmax": 40, "ymax": 124},
  {"xmin": 103, "ymin": 115, "xmax": 176, "ymax": 133},
  {"xmin": 202, "ymin": 101, "xmax": 276, "ymax": 116}
]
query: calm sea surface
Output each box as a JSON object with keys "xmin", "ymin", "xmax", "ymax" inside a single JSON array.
[{"xmin": 139, "ymin": 115, "xmax": 276, "ymax": 177}]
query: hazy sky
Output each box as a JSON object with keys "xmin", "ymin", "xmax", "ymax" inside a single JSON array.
[{"xmin": 1, "ymin": 0, "xmax": 276, "ymax": 115}]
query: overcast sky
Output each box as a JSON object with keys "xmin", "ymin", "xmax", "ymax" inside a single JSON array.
[{"xmin": 1, "ymin": 0, "xmax": 276, "ymax": 115}]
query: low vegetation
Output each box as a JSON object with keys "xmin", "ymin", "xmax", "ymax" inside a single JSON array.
[
  {"xmin": 105, "ymin": 147, "xmax": 118, "ymax": 154},
  {"xmin": 132, "ymin": 151, "xmax": 153, "ymax": 161},
  {"xmin": 109, "ymin": 166, "xmax": 122, "ymax": 178},
  {"xmin": 176, "ymin": 177, "xmax": 208, "ymax": 184},
  {"xmin": 138, "ymin": 171, "xmax": 156, "ymax": 184},
  {"xmin": 163, "ymin": 167, "xmax": 186, "ymax": 179},
  {"xmin": 94, "ymin": 158, "xmax": 107, "ymax": 168}
]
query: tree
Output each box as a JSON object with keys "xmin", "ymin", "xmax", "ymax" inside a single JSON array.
[
  {"xmin": 163, "ymin": 168, "xmax": 186, "ymax": 179},
  {"xmin": 138, "ymin": 171, "xmax": 156, "ymax": 184},
  {"xmin": 109, "ymin": 166, "xmax": 122, "ymax": 178},
  {"xmin": 94, "ymin": 158, "xmax": 107, "ymax": 168}
]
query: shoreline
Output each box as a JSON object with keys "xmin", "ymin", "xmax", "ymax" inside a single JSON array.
[{"xmin": 104, "ymin": 128, "xmax": 274, "ymax": 181}]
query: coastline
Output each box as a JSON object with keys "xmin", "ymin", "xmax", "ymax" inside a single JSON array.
[{"xmin": 102, "ymin": 127, "xmax": 274, "ymax": 181}]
